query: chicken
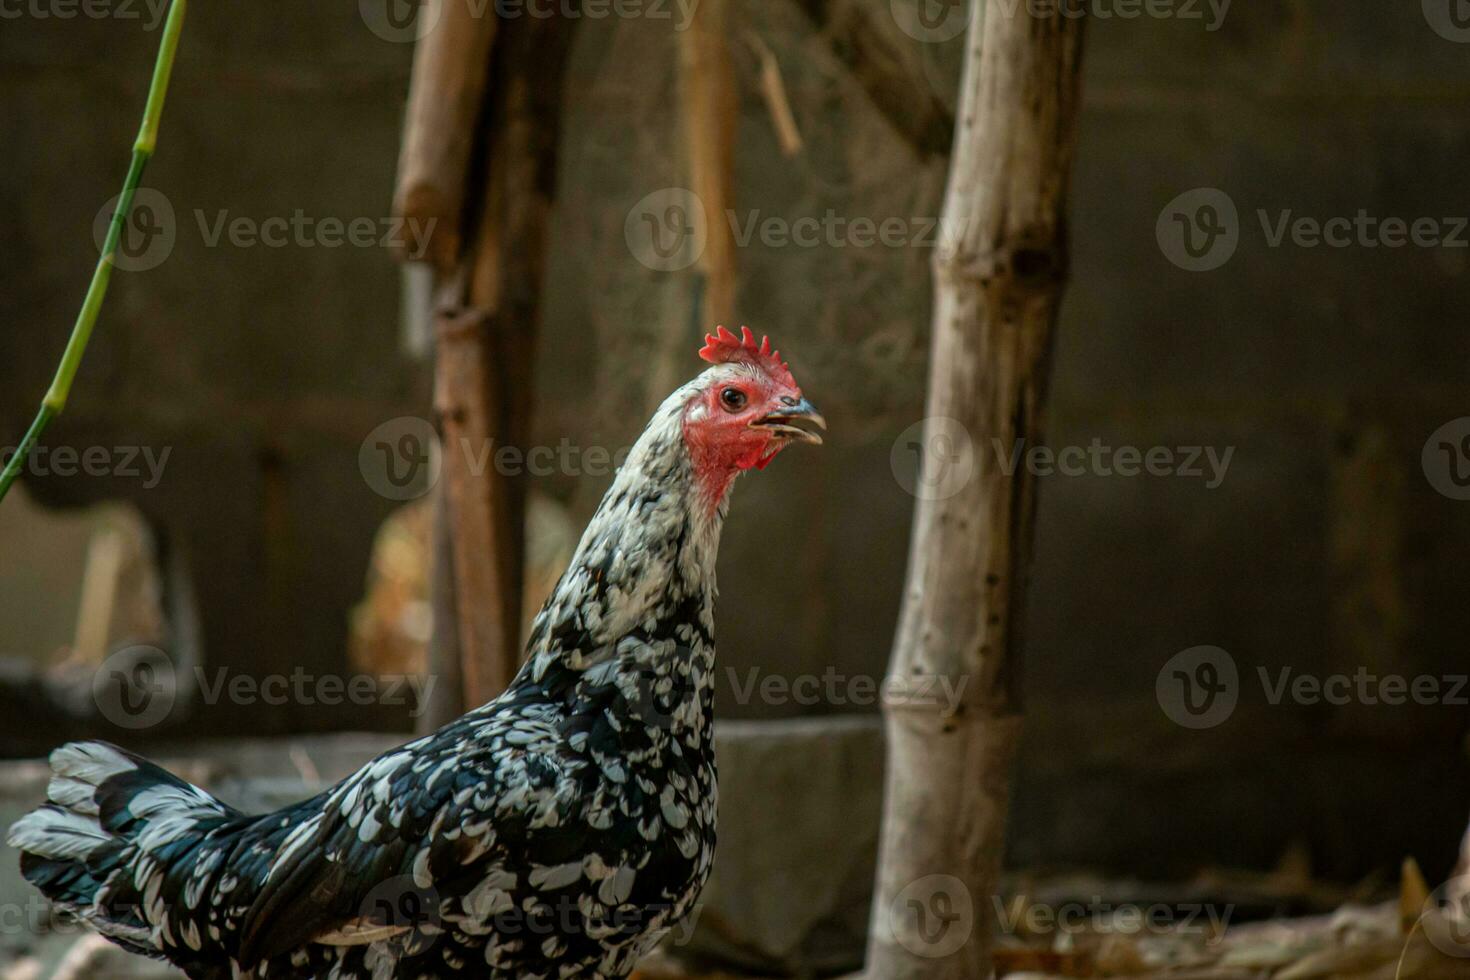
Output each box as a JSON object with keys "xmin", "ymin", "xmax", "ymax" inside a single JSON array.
[{"xmin": 8, "ymin": 326, "xmax": 825, "ymax": 980}]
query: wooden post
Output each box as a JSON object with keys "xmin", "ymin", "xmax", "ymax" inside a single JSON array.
[
  {"xmin": 396, "ymin": 6, "xmax": 580, "ymax": 707},
  {"xmin": 393, "ymin": 0, "xmax": 498, "ymax": 271},
  {"xmin": 863, "ymin": 5, "xmax": 1086, "ymax": 979},
  {"xmin": 678, "ymin": 0, "xmax": 739, "ymax": 326},
  {"xmin": 432, "ymin": 302, "xmax": 518, "ymax": 704}
]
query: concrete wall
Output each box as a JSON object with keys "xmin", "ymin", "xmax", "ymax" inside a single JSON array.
[{"xmin": 2, "ymin": 1, "xmax": 1467, "ymax": 880}]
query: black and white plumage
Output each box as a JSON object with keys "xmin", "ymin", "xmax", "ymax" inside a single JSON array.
[{"xmin": 8, "ymin": 333, "xmax": 824, "ymax": 980}]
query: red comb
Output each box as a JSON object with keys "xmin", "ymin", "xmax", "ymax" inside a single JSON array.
[{"xmin": 698, "ymin": 325, "xmax": 796, "ymax": 388}]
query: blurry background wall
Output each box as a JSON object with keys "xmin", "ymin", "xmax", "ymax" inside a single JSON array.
[{"xmin": 1, "ymin": 0, "xmax": 1467, "ymax": 883}]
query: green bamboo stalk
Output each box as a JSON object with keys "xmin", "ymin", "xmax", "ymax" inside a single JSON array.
[{"xmin": 0, "ymin": 0, "xmax": 187, "ymax": 504}]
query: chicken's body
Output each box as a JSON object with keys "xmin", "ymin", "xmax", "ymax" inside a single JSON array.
[{"xmin": 8, "ymin": 329, "xmax": 823, "ymax": 980}]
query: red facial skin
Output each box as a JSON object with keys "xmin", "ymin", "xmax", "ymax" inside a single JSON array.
[{"xmin": 682, "ymin": 370, "xmax": 804, "ymax": 512}]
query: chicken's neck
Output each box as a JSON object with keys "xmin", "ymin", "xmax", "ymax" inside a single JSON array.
[{"xmin": 517, "ymin": 382, "xmax": 730, "ymax": 712}]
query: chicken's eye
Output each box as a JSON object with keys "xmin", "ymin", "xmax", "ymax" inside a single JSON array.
[{"xmin": 720, "ymin": 388, "xmax": 748, "ymax": 412}]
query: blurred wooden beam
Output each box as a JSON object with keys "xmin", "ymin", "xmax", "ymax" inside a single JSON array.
[
  {"xmin": 433, "ymin": 303, "xmax": 516, "ymax": 704},
  {"xmin": 393, "ymin": 2, "xmax": 499, "ymax": 271},
  {"xmin": 426, "ymin": 9, "xmax": 580, "ymax": 707},
  {"xmin": 418, "ymin": 479, "xmax": 464, "ymax": 733},
  {"xmin": 679, "ymin": 0, "xmax": 739, "ymax": 325}
]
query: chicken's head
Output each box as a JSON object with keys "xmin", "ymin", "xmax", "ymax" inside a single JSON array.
[{"xmin": 682, "ymin": 325, "xmax": 825, "ymax": 497}]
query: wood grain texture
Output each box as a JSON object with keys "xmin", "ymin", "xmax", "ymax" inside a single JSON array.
[
  {"xmin": 393, "ymin": 0, "xmax": 498, "ymax": 271},
  {"xmin": 864, "ymin": 4, "xmax": 1087, "ymax": 978}
]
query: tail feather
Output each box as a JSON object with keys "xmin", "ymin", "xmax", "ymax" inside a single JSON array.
[{"xmin": 6, "ymin": 741, "xmax": 239, "ymax": 966}]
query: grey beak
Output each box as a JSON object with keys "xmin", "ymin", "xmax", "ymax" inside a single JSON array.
[{"xmin": 753, "ymin": 398, "xmax": 827, "ymax": 445}]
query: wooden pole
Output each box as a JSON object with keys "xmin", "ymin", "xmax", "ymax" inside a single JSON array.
[
  {"xmin": 395, "ymin": 4, "xmax": 579, "ymax": 707},
  {"xmin": 432, "ymin": 10, "xmax": 580, "ymax": 707},
  {"xmin": 679, "ymin": 0, "xmax": 739, "ymax": 326},
  {"xmin": 863, "ymin": 4, "xmax": 1086, "ymax": 978},
  {"xmin": 432, "ymin": 302, "xmax": 518, "ymax": 704},
  {"xmin": 392, "ymin": 0, "xmax": 498, "ymax": 271}
]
